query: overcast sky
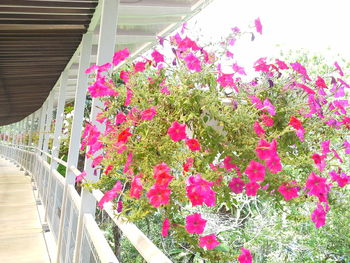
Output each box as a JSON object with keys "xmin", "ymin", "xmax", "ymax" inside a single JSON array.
[{"xmin": 186, "ymin": 0, "xmax": 350, "ymax": 67}]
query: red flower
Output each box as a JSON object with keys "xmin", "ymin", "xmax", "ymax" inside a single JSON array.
[
  {"xmin": 153, "ymin": 163, "xmax": 173, "ymax": 186},
  {"xmin": 186, "ymin": 138, "xmax": 201, "ymax": 151},
  {"xmin": 183, "ymin": 157, "xmax": 194, "ymax": 172},
  {"xmin": 238, "ymin": 247, "xmax": 253, "ymax": 263},
  {"xmin": 244, "ymin": 160, "xmax": 266, "ymax": 182},
  {"xmin": 117, "ymin": 128, "xmax": 132, "ymax": 143},
  {"xmin": 199, "ymin": 234, "xmax": 220, "ymax": 250},
  {"xmin": 161, "ymin": 218, "xmax": 170, "ymax": 237},
  {"xmin": 185, "ymin": 213, "xmax": 207, "ymax": 234},
  {"xmin": 146, "ymin": 185, "xmax": 171, "ymax": 207},
  {"xmin": 168, "ymin": 121, "xmax": 187, "ymax": 142}
]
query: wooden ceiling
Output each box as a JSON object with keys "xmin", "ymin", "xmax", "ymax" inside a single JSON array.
[{"xmin": 0, "ymin": 0, "xmax": 97, "ymax": 125}]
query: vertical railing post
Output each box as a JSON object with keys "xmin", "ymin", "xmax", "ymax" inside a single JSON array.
[
  {"xmin": 56, "ymin": 31, "xmax": 93, "ymax": 263},
  {"xmin": 45, "ymin": 72, "xmax": 67, "ymax": 223},
  {"xmin": 73, "ymin": 1, "xmax": 120, "ymax": 261}
]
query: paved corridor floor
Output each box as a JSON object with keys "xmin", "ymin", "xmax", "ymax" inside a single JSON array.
[{"xmin": 0, "ymin": 157, "xmax": 50, "ymax": 263}]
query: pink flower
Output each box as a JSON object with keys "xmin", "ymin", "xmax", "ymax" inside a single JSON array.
[
  {"xmin": 275, "ymin": 59, "xmax": 289, "ymax": 70},
  {"xmin": 88, "ymin": 76, "xmax": 118, "ymax": 98},
  {"xmin": 232, "ymin": 63, "xmax": 246, "ymax": 75},
  {"xmin": 245, "ymin": 181, "xmax": 260, "ymax": 196},
  {"xmin": 255, "ymin": 139, "xmax": 276, "ymax": 160},
  {"xmin": 311, "ymin": 203, "xmax": 326, "ymax": 228},
  {"xmin": 98, "ymin": 181, "xmax": 122, "ymax": 209},
  {"xmin": 183, "ymin": 157, "xmax": 194, "ymax": 172},
  {"xmin": 134, "ymin": 61, "xmax": 147, "ymax": 73},
  {"xmin": 263, "ymin": 99, "xmax": 276, "ymax": 116},
  {"xmin": 238, "ymin": 247, "xmax": 253, "ymax": 263},
  {"xmin": 290, "ymin": 61, "xmax": 311, "ymax": 81},
  {"xmin": 260, "ymin": 114, "xmax": 274, "ymax": 126},
  {"xmin": 296, "ymin": 83, "xmax": 315, "ymax": 95},
  {"xmin": 311, "ymin": 153, "xmax": 327, "ymax": 172},
  {"xmin": 151, "ymin": 49, "xmax": 164, "ymax": 64},
  {"xmin": 254, "ymin": 17, "xmax": 263, "ymax": 34},
  {"xmin": 92, "ymin": 154, "xmax": 103, "ymax": 167},
  {"xmin": 343, "ymin": 140, "xmax": 350, "ymax": 154},
  {"xmin": 306, "ymin": 172, "xmax": 330, "ymax": 202},
  {"xmin": 124, "ymin": 88, "xmax": 133, "ymax": 106},
  {"xmin": 315, "ymin": 76, "xmax": 328, "ymax": 89},
  {"xmin": 278, "ymin": 182, "xmax": 299, "ymax": 201},
  {"xmin": 244, "ymin": 160, "xmax": 266, "ymax": 182},
  {"xmin": 288, "ymin": 116, "xmax": 305, "ymax": 141},
  {"xmin": 223, "ymin": 156, "xmax": 238, "ymax": 172},
  {"xmin": 120, "ymin": 70, "xmax": 130, "ymax": 83},
  {"xmin": 217, "ymin": 73, "xmax": 235, "ymax": 88},
  {"xmin": 168, "ymin": 121, "xmax": 187, "ymax": 142},
  {"xmin": 141, "ymin": 107, "xmax": 157, "ymax": 120},
  {"xmin": 153, "ymin": 163, "xmax": 173, "ymax": 187},
  {"xmin": 329, "ymin": 170, "xmax": 350, "ymax": 187},
  {"xmin": 184, "ymin": 53, "xmax": 201, "ymax": 72},
  {"xmin": 186, "ymin": 138, "xmax": 201, "ymax": 151},
  {"xmin": 332, "ymin": 149, "xmax": 343, "ymax": 163},
  {"xmin": 253, "ymin": 121, "xmax": 265, "ymax": 137},
  {"xmin": 185, "ymin": 213, "xmax": 207, "ymax": 234},
  {"xmin": 123, "ymin": 152, "xmax": 133, "ymax": 174},
  {"xmin": 115, "ymin": 112, "xmax": 127, "ymax": 125},
  {"xmin": 130, "ymin": 175, "xmax": 143, "ymax": 199},
  {"xmin": 321, "ymin": 140, "xmax": 331, "ymax": 155},
  {"xmin": 146, "ymin": 185, "xmax": 171, "ymax": 207},
  {"xmin": 265, "ymin": 155, "xmax": 282, "ymax": 174},
  {"xmin": 334, "ymin": 61, "xmax": 344, "ymax": 76},
  {"xmin": 229, "ymin": 177, "xmax": 245, "ymax": 194},
  {"xmin": 186, "ymin": 174, "xmax": 216, "ymax": 207},
  {"xmin": 76, "ymin": 171, "xmax": 87, "ymax": 183},
  {"xmin": 112, "ymin": 48, "xmax": 130, "ymax": 66},
  {"xmin": 199, "ymin": 234, "xmax": 220, "ymax": 250},
  {"xmin": 162, "ymin": 218, "xmax": 170, "ymax": 237}
]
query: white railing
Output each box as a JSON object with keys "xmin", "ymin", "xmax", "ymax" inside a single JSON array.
[{"xmin": 0, "ymin": 142, "xmax": 172, "ymax": 263}]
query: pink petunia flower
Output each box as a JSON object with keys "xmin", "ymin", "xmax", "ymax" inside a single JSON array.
[
  {"xmin": 98, "ymin": 181, "xmax": 122, "ymax": 209},
  {"xmin": 112, "ymin": 48, "xmax": 130, "ymax": 66},
  {"xmin": 278, "ymin": 182, "xmax": 299, "ymax": 201},
  {"xmin": 76, "ymin": 171, "xmax": 87, "ymax": 183},
  {"xmin": 146, "ymin": 185, "xmax": 171, "ymax": 207},
  {"xmin": 168, "ymin": 121, "xmax": 187, "ymax": 142},
  {"xmin": 244, "ymin": 160, "xmax": 266, "ymax": 182},
  {"xmin": 334, "ymin": 61, "xmax": 344, "ymax": 76},
  {"xmin": 185, "ymin": 213, "xmax": 207, "ymax": 234},
  {"xmin": 130, "ymin": 175, "xmax": 143, "ymax": 199},
  {"xmin": 245, "ymin": 181, "xmax": 260, "ymax": 196},
  {"xmin": 238, "ymin": 247, "xmax": 253, "ymax": 263},
  {"xmin": 184, "ymin": 53, "xmax": 202, "ymax": 72},
  {"xmin": 186, "ymin": 174, "xmax": 216, "ymax": 207},
  {"xmin": 311, "ymin": 153, "xmax": 327, "ymax": 172},
  {"xmin": 229, "ymin": 177, "xmax": 245, "ymax": 194},
  {"xmin": 141, "ymin": 107, "xmax": 157, "ymax": 120},
  {"xmin": 186, "ymin": 138, "xmax": 201, "ymax": 151},
  {"xmin": 162, "ymin": 218, "xmax": 170, "ymax": 237},
  {"xmin": 151, "ymin": 49, "xmax": 165, "ymax": 64},
  {"xmin": 254, "ymin": 17, "xmax": 263, "ymax": 34},
  {"xmin": 253, "ymin": 121, "xmax": 265, "ymax": 137},
  {"xmin": 199, "ymin": 234, "xmax": 220, "ymax": 250},
  {"xmin": 311, "ymin": 203, "xmax": 327, "ymax": 228}
]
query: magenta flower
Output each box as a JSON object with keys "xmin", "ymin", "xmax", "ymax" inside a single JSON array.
[
  {"xmin": 245, "ymin": 181, "xmax": 260, "ymax": 196},
  {"xmin": 217, "ymin": 73, "xmax": 235, "ymax": 87},
  {"xmin": 296, "ymin": 83, "xmax": 315, "ymax": 95},
  {"xmin": 332, "ymin": 149, "xmax": 343, "ymax": 163},
  {"xmin": 199, "ymin": 234, "xmax": 220, "ymax": 250},
  {"xmin": 223, "ymin": 155, "xmax": 238, "ymax": 172},
  {"xmin": 115, "ymin": 112, "xmax": 127, "ymax": 125},
  {"xmin": 255, "ymin": 139, "xmax": 275, "ymax": 160},
  {"xmin": 134, "ymin": 61, "xmax": 146, "ymax": 73},
  {"xmin": 168, "ymin": 121, "xmax": 187, "ymax": 142},
  {"xmin": 306, "ymin": 172, "xmax": 330, "ymax": 202},
  {"xmin": 229, "ymin": 177, "xmax": 245, "ymax": 194},
  {"xmin": 123, "ymin": 152, "xmax": 133, "ymax": 174},
  {"xmin": 151, "ymin": 49, "xmax": 165, "ymax": 64},
  {"xmin": 76, "ymin": 171, "xmax": 87, "ymax": 183},
  {"xmin": 88, "ymin": 76, "xmax": 118, "ymax": 98},
  {"xmin": 275, "ymin": 59, "xmax": 289, "ymax": 70},
  {"xmin": 186, "ymin": 138, "xmax": 201, "ymax": 151},
  {"xmin": 185, "ymin": 213, "xmax": 207, "ymax": 234},
  {"xmin": 334, "ymin": 61, "xmax": 344, "ymax": 76},
  {"xmin": 238, "ymin": 247, "xmax": 253, "ymax": 263},
  {"xmin": 266, "ymin": 155, "xmax": 282, "ymax": 174},
  {"xmin": 321, "ymin": 140, "xmax": 331, "ymax": 155},
  {"xmin": 311, "ymin": 203, "xmax": 326, "ymax": 228},
  {"xmin": 260, "ymin": 114, "xmax": 274, "ymax": 127},
  {"xmin": 186, "ymin": 174, "xmax": 216, "ymax": 207},
  {"xmin": 343, "ymin": 140, "xmax": 350, "ymax": 154},
  {"xmin": 183, "ymin": 157, "xmax": 194, "ymax": 172},
  {"xmin": 263, "ymin": 99, "xmax": 276, "ymax": 116},
  {"xmin": 124, "ymin": 88, "xmax": 133, "ymax": 106},
  {"xmin": 254, "ymin": 17, "xmax": 263, "ymax": 34},
  {"xmin": 92, "ymin": 154, "xmax": 103, "ymax": 167},
  {"xmin": 98, "ymin": 181, "xmax": 122, "ymax": 209},
  {"xmin": 253, "ymin": 121, "xmax": 265, "ymax": 137},
  {"xmin": 162, "ymin": 218, "xmax": 170, "ymax": 237},
  {"xmin": 184, "ymin": 53, "xmax": 202, "ymax": 72},
  {"xmin": 315, "ymin": 76, "xmax": 328, "ymax": 89},
  {"xmin": 153, "ymin": 162, "xmax": 173, "ymax": 187},
  {"xmin": 290, "ymin": 61, "xmax": 311, "ymax": 81},
  {"xmin": 250, "ymin": 95, "xmax": 263, "ymax": 109},
  {"xmin": 232, "ymin": 63, "xmax": 246, "ymax": 75},
  {"xmin": 329, "ymin": 170, "xmax": 350, "ymax": 187},
  {"xmin": 278, "ymin": 182, "xmax": 299, "ymax": 201},
  {"xmin": 146, "ymin": 185, "xmax": 171, "ymax": 207},
  {"xmin": 141, "ymin": 107, "xmax": 157, "ymax": 120},
  {"xmin": 245, "ymin": 160, "xmax": 266, "ymax": 182},
  {"xmin": 130, "ymin": 175, "xmax": 143, "ymax": 199},
  {"xmin": 311, "ymin": 153, "xmax": 327, "ymax": 172},
  {"xmin": 112, "ymin": 48, "xmax": 130, "ymax": 66}
]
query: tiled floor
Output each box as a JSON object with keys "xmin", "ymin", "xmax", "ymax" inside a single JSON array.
[{"xmin": 0, "ymin": 158, "xmax": 50, "ymax": 263}]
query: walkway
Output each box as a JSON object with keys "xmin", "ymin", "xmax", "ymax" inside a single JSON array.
[{"xmin": 0, "ymin": 157, "xmax": 50, "ymax": 263}]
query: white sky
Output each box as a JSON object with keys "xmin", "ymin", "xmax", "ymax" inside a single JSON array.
[{"xmin": 186, "ymin": 0, "xmax": 350, "ymax": 67}]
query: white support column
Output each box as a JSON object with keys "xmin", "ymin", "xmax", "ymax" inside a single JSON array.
[
  {"xmin": 45, "ymin": 72, "xmax": 67, "ymax": 222},
  {"xmin": 74, "ymin": 1, "xmax": 120, "ymax": 261},
  {"xmin": 28, "ymin": 113, "xmax": 35, "ymax": 147},
  {"xmin": 38, "ymin": 102, "xmax": 48, "ymax": 153},
  {"xmin": 43, "ymin": 91, "xmax": 55, "ymax": 161},
  {"xmin": 56, "ymin": 31, "xmax": 93, "ymax": 263}
]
